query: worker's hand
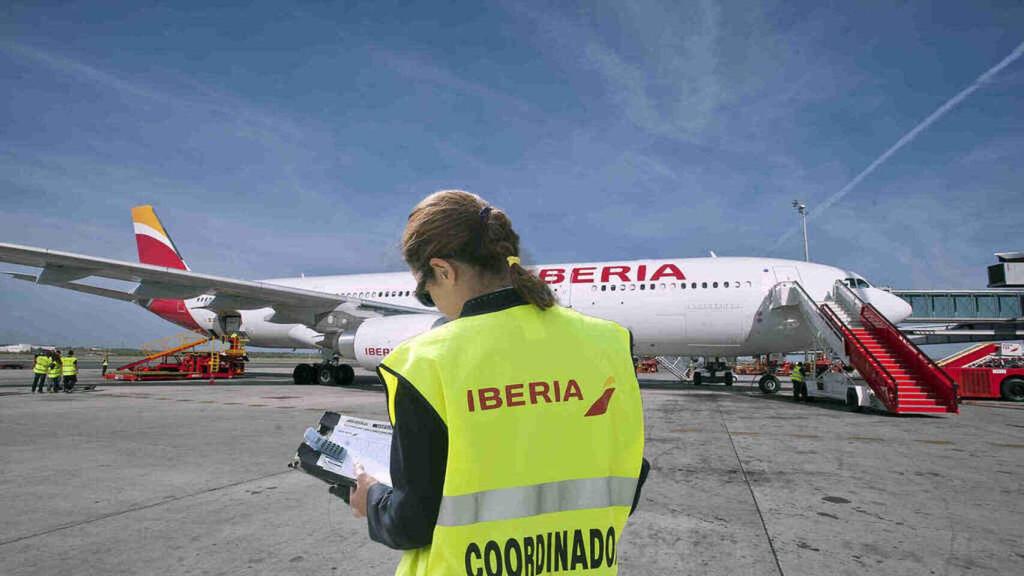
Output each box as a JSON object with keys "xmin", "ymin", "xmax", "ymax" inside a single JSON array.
[{"xmin": 349, "ymin": 463, "xmax": 379, "ymax": 519}]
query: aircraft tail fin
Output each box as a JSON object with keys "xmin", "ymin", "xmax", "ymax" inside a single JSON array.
[{"xmin": 131, "ymin": 205, "xmax": 190, "ymax": 270}]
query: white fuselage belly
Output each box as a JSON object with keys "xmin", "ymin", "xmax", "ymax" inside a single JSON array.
[{"xmin": 182, "ymin": 257, "xmax": 903, "ymax": 359}]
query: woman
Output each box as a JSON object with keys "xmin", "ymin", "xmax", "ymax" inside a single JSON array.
[{"xmin": 349, "ymin": 190, "xmax": 649, "ymax": 576}]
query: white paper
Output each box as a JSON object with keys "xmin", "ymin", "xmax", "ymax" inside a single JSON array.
[{"xmin": 316, "ymin": 416, "xmax": 393, "ymax": 487}]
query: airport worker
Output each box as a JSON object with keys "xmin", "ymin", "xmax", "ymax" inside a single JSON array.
[
  {"xmin": 101, "ymin": 355, "xmax": 109, "ymax": 377},
  {"xmin": 61, "ymin": 350, "xmax": 78, "ymax": 392},
  {"xmin": 791, "ymin": 361, "xmax": 805, "ymax": 400},
  {"xmin": 348, "ymin": 190, "xmax": 650, "ymax": 576},
  {"xmin": 48, "ymin": 352, "xmax": 62, "ymax": 393},
  {"xmin": 31, "ymin": 351, "xmax": 52, "ymax": 393}
]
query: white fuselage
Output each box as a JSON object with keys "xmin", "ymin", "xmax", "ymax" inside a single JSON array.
[{"xmin": 176, "ymin": 257, "xmax": 912, "ymax": 365}]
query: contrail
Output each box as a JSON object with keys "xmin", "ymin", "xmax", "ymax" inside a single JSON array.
[{"xmin": 769, "ymin": 40, "xmax": 1024, "ymax": 256}]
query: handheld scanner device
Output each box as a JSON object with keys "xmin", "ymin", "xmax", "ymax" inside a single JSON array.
[{"xmin": 303, "ymin": 427, "xmax": 347, "ymax": 462}]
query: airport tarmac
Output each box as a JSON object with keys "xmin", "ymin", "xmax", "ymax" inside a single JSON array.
[{"xmin": 1, "ymin": 365, "xmax": 1021, "ymax": 575}]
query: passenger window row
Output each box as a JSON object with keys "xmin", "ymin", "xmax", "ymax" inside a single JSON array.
[
  {"xmin": 334, "ymin": 279, "xmax": 756, "ymax": 299},
  {"xmin": 590, "ymin": 281, "xmax": 752, "ymax": 292},
  {"xmin": 339, "ymin": 290, "xmax": 413, "ymax": 298}
]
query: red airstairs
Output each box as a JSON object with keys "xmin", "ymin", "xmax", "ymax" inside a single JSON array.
[
  {"xmin": 780, "ymin": 280, "xmax": 957, "ymax": 414},
  {"xmin": 817, "ymin": 282, "xmax": 958, "ymax": 414}
]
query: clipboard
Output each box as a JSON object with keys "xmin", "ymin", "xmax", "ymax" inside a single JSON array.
[{"xmin": 292, "ymin": 412, "xmax": 393, "ymax": 503}]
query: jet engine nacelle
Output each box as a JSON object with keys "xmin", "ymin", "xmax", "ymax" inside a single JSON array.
[{"xmin": 337, "ymin": 314, "xmax": 446, "ymax": 369}]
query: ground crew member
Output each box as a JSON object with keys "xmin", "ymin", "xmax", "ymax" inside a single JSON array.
[
  {"xmin": 101, "ymin": 355, "xmax": 109, "ymax": 377},
  {"xmin": 31, "ymin": 351, "xmax": 52, "ymax": 393},
  {"xmin": 792, "ymin": 361, "xmax": 806, "ymax": 400},
  {"xmin": 348, "ymin": 190, "xmax": 649, "ymax": 575},
  {"xmin": 61, "ymin": 350, "xmax": 78, "ymax": 393},
  {"xmin": 48, "ymin": 352, "xmax": 62, "ymax": 393}
]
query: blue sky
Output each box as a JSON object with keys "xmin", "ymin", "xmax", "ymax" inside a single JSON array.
[{"xmin": 1, "ymin": 1, "xmax": 1022, "ymax": 347}]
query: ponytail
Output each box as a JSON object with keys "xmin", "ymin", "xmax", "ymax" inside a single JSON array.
[{"xmin": 509, "ymin": 260, "xmax": 556, "ymax": 310}]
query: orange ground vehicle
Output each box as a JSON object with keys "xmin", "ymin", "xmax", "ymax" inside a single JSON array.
[{"xmin": 105, "ymin": 334, "xmax": 247, "ymax": 382}]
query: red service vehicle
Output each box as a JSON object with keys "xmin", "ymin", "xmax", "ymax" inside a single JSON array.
[
  {"xmin": 105, "ymin": 334, "xmax": 247, "ymax": 382},
  {"xmin": 938, "ymin": 342, "xmax": 1024, "ymax": 401}
]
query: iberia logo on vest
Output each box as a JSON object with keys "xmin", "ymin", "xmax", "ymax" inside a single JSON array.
[{"xmin": 466, "ymin": 377, "xmax": 616, "ymax": 417}]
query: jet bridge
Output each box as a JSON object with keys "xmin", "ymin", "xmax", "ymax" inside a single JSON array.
[
  {"xmin": 774, "ymin": 280, "xmax": 958, "ymax": 414},
  {"xmin": 890, "ymin": 289, "xmax": 1024, "ymax": 345}
]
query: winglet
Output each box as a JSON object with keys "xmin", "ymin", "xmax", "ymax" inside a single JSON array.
[{"xmin": 131, "ymin": 205, "xmax": 189, "ymax": 270}]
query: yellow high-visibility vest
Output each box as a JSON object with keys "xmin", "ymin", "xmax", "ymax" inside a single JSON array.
[
  {"xmin": 48, "ymin": 361, "xmax": 61, "ymax": 378},
  {"xmin": 377, "ymin": 303, "xmax": 645, "ymax": 576},
  {"xmin": 61, "ymin": 357, "xmax": 78, "ymax": 376},
  {"xmin": 792, "ymin": 365, "xmax": 803, "ymax": 382},
  {"xmin": 33, "ymin": 355, "xmax": 52, "ymax": 374}
]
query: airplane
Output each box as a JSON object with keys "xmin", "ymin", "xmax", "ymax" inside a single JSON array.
[{"xmin": 0, "ymin": 205, "xmax": 913, "ymax": 392}]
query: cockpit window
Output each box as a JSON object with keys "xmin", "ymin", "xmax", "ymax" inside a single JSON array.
[{"xmin": 844, "ymin": 278, "xmax": 871, "ymax": 288}]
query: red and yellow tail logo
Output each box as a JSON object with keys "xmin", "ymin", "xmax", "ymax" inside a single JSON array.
[
  {"xmin": 584, "ymin": 376, "xmax": 616, "ymax": 417},
  {"xmin": 131, "ymin": 205, "xmax": 189, "ymax": 270}
]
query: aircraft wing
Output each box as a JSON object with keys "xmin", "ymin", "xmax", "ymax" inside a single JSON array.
[{"xmin": 0, "ymin": 242, "xmax": 423, "ymax": 325}]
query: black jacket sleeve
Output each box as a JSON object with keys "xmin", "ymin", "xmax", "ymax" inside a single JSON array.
[
  {"xmin": 366, "ymin": 369, "xmax": 448, "ymax": 550},
  {"xmin": 630, "ymin": 458, "xmax": 650, "ymax": 515}
]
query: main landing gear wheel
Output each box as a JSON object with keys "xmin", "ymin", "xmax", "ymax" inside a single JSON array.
[
  {"xmin": 758, "ymin": 374, "xmax": 780, "ymax": 394},
  {"xmin": 692, "ymin": 372, "xmax": 703, "ymax": 386},
  {"xmin": 292, "ymin": 363, "xmax": 315, "ymax": 385},
  {"xmin": 334, "ymin": 364, "xmax": 355, "ymax": 387},
  {"xmin": 317, "ymin": 364, "xmax": 338, "ymax": 386},
  {"xmin": 1001, "ymin": 377, "xmax": 1024, "ymax": 402},
  {"xmin": 724, "ymin": 371, "xmax": 734, "ymax": 386}
]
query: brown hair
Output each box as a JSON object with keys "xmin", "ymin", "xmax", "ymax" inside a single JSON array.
[{"xmin": 402, "ymin": 190, "xmax": 555, "ymax": 310}]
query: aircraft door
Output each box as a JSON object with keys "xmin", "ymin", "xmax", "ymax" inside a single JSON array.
[{"xmin": 772, "ymin": 266, "xmax": 802, "ymax": 284}]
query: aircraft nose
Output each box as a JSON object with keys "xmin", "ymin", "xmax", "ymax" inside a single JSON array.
[{"xmin": 863, "ymin": 289, "xmax": 913, "ymax": 324}]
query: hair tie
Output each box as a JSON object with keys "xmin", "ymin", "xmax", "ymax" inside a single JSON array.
[{"xmin": 507, "ymin": 256, "xmax": 521, "ymax": 267}]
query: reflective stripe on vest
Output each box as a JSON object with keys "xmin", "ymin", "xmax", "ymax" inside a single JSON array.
[{"xmin": 437, "ymin": 476, "xmax": 638, "ymax": 527}]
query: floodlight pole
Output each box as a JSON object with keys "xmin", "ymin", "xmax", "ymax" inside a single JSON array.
[{"xmin": 792, "ymin": 200, "xmax": 809, "ymax": 262}]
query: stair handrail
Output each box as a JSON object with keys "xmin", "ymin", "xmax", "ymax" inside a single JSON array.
[
  {"xmin": 778, "ymin": 281, "xmax": 848, "ymax": 363},
  {"xmin": 860, "ymin": 305, "xmax": 958, "ymax": 410},
  {"xmin": 655, "ymin": 356, "xmax": 689, "ymax": 381},
  {"xmin": 832, "ymin": 280, "xmax": 863, "ymax": 318},
  {"xmin": 819, "ymin": 302, "xmax": 900, "ymax": 411},
  {"xmin": 836, "ymin": 282, "xmax": 958, "ymax": 411}
]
